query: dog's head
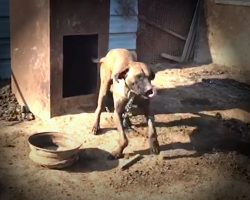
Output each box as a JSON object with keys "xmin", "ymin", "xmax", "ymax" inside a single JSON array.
[{"xmin": 117, "ymin": 62, "xmax": 156, "ymax": 98}]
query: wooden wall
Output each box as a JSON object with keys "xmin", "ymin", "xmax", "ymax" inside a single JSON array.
[
  {"xmin": 109, "ymin": 0, "xmax": 138, "ymax": 51},
  {"xmin": 0, "ymin": 0, "xmax": 11, "ymax": 79}
]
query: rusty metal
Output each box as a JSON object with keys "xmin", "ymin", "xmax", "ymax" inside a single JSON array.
[
  {"xmin": 10, "ymin": 0, "xmax": 110, "ymax": 119},
  {"xmin": 28, "ymin": 132, "xmax": 82, "ymax": 169}
]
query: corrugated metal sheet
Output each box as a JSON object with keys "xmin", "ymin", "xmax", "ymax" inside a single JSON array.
[
  {"xmin": 109, "ymin": 0, "xmax": 138, "ymax": 50},
  {"xmin": 0, "ymin": 0, "xmax": 11, "ymax": 79}
]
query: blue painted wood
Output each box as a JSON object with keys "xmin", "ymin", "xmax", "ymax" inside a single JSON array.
[
  {"xmin": 109, "ymin": 33, "xmax": 136, "ymax": 50},
  {"xmin": 0, "ymin": 18, "xmax": 10, "ymax": 38},
  {"xmin": 0, "ymin": 39, "xmax": 10, "ymax": 59},
  {"xmin": 0, "ymin": 60, "xmax": 11, "ymax": 79},
  {"xmin": 109, "ymin": 0, "xmax": 138, "ymax": 51},
  {"xmin": 110, "ymin": 0, "xmax": 138, "ymax": 16},
  {"xmin": 0, "ymin": 0, "xmax": 11, "ymax": 79},
  {"xmin": 0, "ymin": 0, "xmax": 9, "ymax": 16},
  {"xmin": 109, "ymin": 16, "xmax": 138, "ymax": 33}
]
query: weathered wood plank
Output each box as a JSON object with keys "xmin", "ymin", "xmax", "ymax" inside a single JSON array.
[
  {"xmin": 161, "ymin": 53, "xmax": 182, "ymax": 62},
  {"xmin": 185, "ymin": 18, "xmax": 198, "ymax": 61},
  {"xmin": 139, "ymin": 15, "xmax": 186, "ymax": 41},
  {"xmin": 160, "ymin": 149, "xmax": 197, "ymax": 159},
  {"xmin": 215, "ymin": 0, "xmax": 250, "ymax": 6},
  {"xmin": 180, "ymin": 0, "xmax": 200, "ymax": 62},
  {"xmin": 120, "ymin": 154, "xmax": 142, "ymax": 170}
]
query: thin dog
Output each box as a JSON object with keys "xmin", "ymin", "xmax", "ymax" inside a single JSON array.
[{"xmin": 92, "ymin": 48, "xmax": 160, "ymax": 159}]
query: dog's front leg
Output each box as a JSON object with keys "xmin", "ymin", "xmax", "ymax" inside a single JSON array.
[
  {"xmin": 147, "ymin": 115, "xmax": 160, "ymax": 154},
  {"xmin": 109, "ymin": 99, "xmax": 128, "ymax": 159},
  {"xmin": 141, "ymin": 99, "xmax": 160, "ymax": 154},
  {"xmin": 91, "ymin": 81, "xmax": 110, "ymax": 135}
]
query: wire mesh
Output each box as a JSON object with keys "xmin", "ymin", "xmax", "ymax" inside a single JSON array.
[{"xmin": 137, "ymin": 0, "xmax": 198, "ymax": 64}]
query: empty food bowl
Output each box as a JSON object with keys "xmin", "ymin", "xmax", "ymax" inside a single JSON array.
[{"xmin": 28, "ymin": 132, "xmax": 82, "ymax": 169}]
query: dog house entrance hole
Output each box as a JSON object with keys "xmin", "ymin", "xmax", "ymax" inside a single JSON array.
[{"xmin": 63, "ymin": 34, "xmax": 98, "ymax": 98}]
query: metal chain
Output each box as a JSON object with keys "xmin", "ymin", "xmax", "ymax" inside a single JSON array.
[{"xmin": 122, "ymin": 92, "xmax": 135, "ymax": 120}]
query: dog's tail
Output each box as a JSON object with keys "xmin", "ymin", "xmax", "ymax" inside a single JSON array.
[{"xmin": 91, "ymin": 57, "xmax": 106, "ymax": 64}]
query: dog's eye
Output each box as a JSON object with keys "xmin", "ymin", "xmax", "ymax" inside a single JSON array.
[{"xmin": 137, "ymin": 75, "xmax": 142, "ymax": 79}]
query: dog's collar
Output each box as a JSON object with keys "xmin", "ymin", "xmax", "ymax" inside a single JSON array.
[
  {"xmin": 124, "ymin": 79, "xmax": 136, "ymax": 99},
  {"xmin": 124, "ymin": 78, "xmax": 149, "ymax": 99}
]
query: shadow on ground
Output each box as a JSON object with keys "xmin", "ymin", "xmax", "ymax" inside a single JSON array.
[
  {"xmin": 131, "ymin": 78, "xmax": 250, "ymax": 157},
  {"xmin": 67, "ymin": 148, "xmax": 119, "ymax": 173},
  {"xmin": 106, "ymin": 78, "xmax": 250, "ymax": 116},
  {"xmin": 152, "ymin": 78, "xmax": 250, "ymax": 114},
  {"xmin": 135, "ymin": 112, "xmax": 250, "ymax": 156},
  {"xmin": 89, "ymin": 77, "xmax": 250, "ymax": 160}
]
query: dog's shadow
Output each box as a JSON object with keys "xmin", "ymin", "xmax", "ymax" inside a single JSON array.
[
  {"xmin": 67, "ymin": 148, "xmax": 118, "ymax": 173},
  {"xmin": 133, "ymin": 112, "xmax": 250, "ymax": 158}
]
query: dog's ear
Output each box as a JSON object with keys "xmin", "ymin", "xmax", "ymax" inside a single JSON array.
[
  {"xmin": 149, "ymin": 70, "xmax": 155, "ymax": 80},
  {"xmin": 114, "ymin": 68, "xmax": 130, "ymax": 82},
  {"xmin": 140, "ymin": 63, "xmax": 155, "ymax": 80}
]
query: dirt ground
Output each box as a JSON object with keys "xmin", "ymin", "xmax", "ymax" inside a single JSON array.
[{"xmin": 0, "ymin": 63, "xmax": 250, "ymax": 200}]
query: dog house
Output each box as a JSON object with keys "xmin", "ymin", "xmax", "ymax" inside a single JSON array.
[{"xmin": 10, "ymin": 0, "xmax": 110, "ymax": 119}]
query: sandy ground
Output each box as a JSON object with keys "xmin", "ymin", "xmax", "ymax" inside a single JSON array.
[{"xmin": 0, "ymin": 63, "xmax": 250, "ymax": 200}]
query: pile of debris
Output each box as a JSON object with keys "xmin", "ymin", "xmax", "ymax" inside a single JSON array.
[{"xmin": 0, "ymin": 84, "xmax": 35, "ymax": 122}]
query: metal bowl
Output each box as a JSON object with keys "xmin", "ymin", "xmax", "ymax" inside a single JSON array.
[{"xmin": 28, "ymin": 132, "xmax": 82, "ymax": 169}]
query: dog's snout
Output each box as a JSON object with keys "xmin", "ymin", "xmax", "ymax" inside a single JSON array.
[
  {"xmin": 144, "ymin": 87, "xmax": 156, "ymax": 98},
  {"xmin": 145, "ymin": 89, "xmax": 153, "ymax": 96}
]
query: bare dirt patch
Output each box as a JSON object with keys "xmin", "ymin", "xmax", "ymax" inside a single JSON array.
[{"xmin": 0, "ymin": 63, "xmax": 250, "ymax": 200}]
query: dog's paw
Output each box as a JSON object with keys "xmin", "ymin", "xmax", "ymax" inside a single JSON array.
[
  {"xmin": 122, "ymin": 117, "xmax": 132, "ymax": 129},
  {"xmin": 149, "ymin": 138, "xmax": 160, "ymax": 155}
]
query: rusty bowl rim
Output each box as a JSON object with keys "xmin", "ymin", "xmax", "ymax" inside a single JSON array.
[{"xmin": 28, "ymin": 132, "xmax": 82, "ymax": 153}]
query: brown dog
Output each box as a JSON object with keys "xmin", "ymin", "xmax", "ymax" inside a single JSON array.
[{"xmin": 92, "ymin": 49, "xmax": 160, "ymax": 159}]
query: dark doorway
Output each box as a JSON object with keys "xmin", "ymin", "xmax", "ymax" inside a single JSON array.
[{"xmin": 63, "ymin": 34, "xmax": 98, "ymax": 98}]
